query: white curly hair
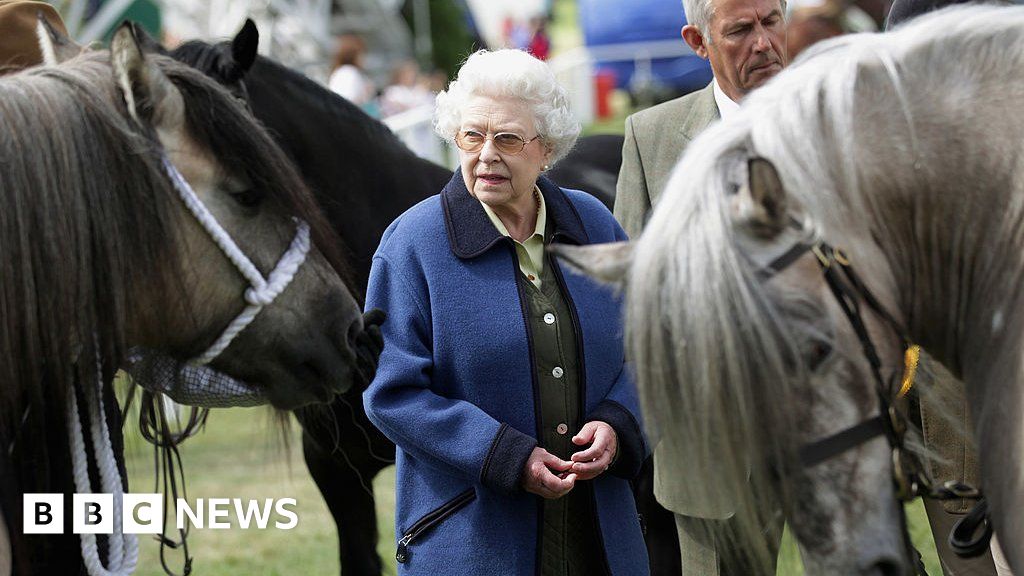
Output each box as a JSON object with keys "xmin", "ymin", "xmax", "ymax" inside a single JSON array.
[{"xmin": 434, "ymin": 49, "xmax": 580, "ymax": 165}]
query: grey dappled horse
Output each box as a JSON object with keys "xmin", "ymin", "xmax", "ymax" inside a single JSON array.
[{"xmin": 560, "ymin": 6, "xmax": 1024, "ymax": 575}]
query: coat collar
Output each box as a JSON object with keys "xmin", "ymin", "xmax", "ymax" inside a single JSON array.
[{"xmin": 442, "ymin": 170, "xmax": 589, "ymax": 259}]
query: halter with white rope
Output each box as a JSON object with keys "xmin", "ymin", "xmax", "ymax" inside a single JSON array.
[{"xmin": 69, "ymin": 153, "xmax": 312, "ymax": 576}]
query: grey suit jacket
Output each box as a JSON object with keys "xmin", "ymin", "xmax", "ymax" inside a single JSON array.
[
  {"xmin": 613, "ymin": 83, "xmax": 719, "ymax": 238},
  {"xmin": 614, "ymin": 83, "xmax": 726, "ymax": 517}
]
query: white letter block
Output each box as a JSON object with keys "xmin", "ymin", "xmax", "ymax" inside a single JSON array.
[
  {"xmin": 73, "ymin": 494, "xmax": 113, "ymax": 534},
  {"xmin": 123, "ymin": 494, "xmax": 163, "ymax": 534},
  {"xmin": 23, "ymin": 494, "xmax": 63, "ymax": 534},
  {"xmin": 207, "ymin": 498, "xmax": 231, "ymax": 529}
]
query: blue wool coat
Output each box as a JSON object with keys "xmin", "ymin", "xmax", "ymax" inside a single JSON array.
[{"xmin": 364, "ymin": 172, "xmax": 650, "ymax": 575}]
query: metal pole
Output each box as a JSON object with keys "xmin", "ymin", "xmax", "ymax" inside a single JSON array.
[
  {"xmin": 412, "ymin": 0, "xmax": 432, "ymax": 68},
  {"xmin": 77, "ymin": 0, "xmax": 138, "ymax": 43}
]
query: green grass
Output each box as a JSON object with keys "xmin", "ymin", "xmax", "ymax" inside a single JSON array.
[
  {"xmin": 777, "ymin": 501, "xmax": 941, "ymax": 574},
  {"xmin": 123, "ymin": 407, "xmax": 396, "ymax": 576},
  {"xmin": 121, "ymin": 405, "xmax": 941, "ymax": 575}
]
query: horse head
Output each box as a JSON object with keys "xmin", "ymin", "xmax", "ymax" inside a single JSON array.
[
  {"xmin": 553, "ymin": 5, "xmax": 1024, "ymax": 570},
  {"xmin": 560, "ymin": 153, "xmax": 911, "ymax": 574},
  {"xmin": 104, "ymin": 23, "xmax": 369, "ymax": 409},
  {"xmin": 151, "ymin": 19, "xmax": 257, "ymax": 103}
]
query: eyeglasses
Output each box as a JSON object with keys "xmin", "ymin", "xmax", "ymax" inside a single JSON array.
[{"xmin": 455, "ymin": 130, "xmax": 541, "ymax": 155}]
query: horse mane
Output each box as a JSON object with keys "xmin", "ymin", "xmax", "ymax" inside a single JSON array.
[
  {"xmin": 171, "ymin": 40, "xmax": 415, "ymax": 159},
  {"xmin": 0, "ymin": 52, "xmax": 183, "ymax": 505},
  {"xmin": 630, "ymin": 5, "xmax": 1024, "ymax": 571}
]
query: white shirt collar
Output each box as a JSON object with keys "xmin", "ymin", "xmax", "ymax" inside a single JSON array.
[{"xmin": 712, "ymin": 78, "xmax": 740, "ymax": 120}]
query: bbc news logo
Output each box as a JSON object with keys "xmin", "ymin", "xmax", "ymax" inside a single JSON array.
[{"xmin": 23, "ymin": 494, "xmax": 299, "ymax": 534}]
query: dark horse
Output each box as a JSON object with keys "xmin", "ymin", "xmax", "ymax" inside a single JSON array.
[
  {"xmin": 167, "ymin": 23, "xmax": 638, "ymax": 575},
  {"xmin": 0, "ymin": 25, "xmax": 371, "ymax": 574}
]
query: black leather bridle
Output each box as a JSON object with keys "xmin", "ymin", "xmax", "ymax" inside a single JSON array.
[{"xmin": 757, "ymin": 239, "xmax": 992, "ymax": 572}]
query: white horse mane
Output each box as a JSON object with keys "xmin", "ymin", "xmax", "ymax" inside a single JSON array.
[{"xmin": 629, "ymin": 4, "xmax": 1024, "ymax": 571}]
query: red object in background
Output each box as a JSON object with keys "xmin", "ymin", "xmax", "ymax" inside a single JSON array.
[
  {"xmin": 528, "ymin": 32, "xmax": 550, "ymax": 60},
  {"xmin": 595, "ymin": 70, "xmax": 616, "ymax": 119}
]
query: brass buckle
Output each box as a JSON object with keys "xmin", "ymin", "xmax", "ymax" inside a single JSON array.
[
  {"xmin": 887, "ymin": 405, "xmax": 907, "ymax": 437},
  {"xmin": 811, "ymin": 244, "xmax": 831, "ymax": 268},
  {"xmin": 892, "ymin": 447, "xmax": 918, "ymax": 501}
]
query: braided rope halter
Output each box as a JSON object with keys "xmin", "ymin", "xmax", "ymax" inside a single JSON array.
[{"xmin": 67, "ymin": 154, "xmax": 312, "ymax": 576}]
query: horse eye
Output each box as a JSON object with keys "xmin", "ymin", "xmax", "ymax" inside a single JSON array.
[
  {"xmin": 230, "ymin": 188, "xmax": 264, "ymax": 208},
  {"xmin": 806, "ymin": 340, "xmax": 834, "ymax": 371}
]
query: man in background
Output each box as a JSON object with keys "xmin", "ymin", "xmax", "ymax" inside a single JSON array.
[{"xmin": 614, "ymin": 0, "xmax": 788, "ymax": 572}]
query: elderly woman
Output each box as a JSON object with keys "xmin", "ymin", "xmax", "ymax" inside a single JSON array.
[{"xmin": 363, "ymin": 49, "xmax": 649, "ymax": 575}]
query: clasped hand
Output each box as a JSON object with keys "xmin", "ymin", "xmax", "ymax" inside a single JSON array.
[{"xmin": 520, "ymin": 421, "xmax": 618, "ymax": 499}]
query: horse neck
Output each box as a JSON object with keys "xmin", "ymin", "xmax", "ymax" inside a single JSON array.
[
  {"xmin": 250, "ymin": 57, "xmax": 449, "ymax": 192},
  {"xmin": 247, "ymin": 58, "xmax": 449, "ymax": 290},
  {"xmin": 880, "ymin": 100, "xmax": 1024, "ymax": 570},
  {"xmin": 856, "ymin": 103, "xmax": 1024, "ymax": 388}
]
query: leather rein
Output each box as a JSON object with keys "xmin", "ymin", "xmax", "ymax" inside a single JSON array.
[{"xmin": 756, "ymin": 239, "xmax": 992, "ymax": 569}]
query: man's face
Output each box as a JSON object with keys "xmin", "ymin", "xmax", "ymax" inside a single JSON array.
[{"xmin": 688, "ymin": 0, "xmax": 787, "ymax": 102}]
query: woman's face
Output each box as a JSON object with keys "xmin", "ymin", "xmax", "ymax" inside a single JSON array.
[{"xmin": 457, "ymin": 94, "xmax": 551, "ymax": 213}]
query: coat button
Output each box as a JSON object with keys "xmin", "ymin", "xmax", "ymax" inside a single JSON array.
[
  {"xmin": 543, "ymin": 313, "xmax": 555, "ymax": 325},
  {"xmin": 556, "ymin": 423, "xmax": 568, "ymax": 435},
  {"xmin": 552, "ymin": 366, "xmax": 564, "ymax": 378}
]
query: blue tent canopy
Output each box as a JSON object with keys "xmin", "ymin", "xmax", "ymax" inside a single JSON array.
[{"xmin": 578, "ymin": 0, "xmax": 712, "ymax": 95}]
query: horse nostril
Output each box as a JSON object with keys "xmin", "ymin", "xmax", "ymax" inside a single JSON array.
[{"xmin": 866, "ymin": 559, "xmax": 903, "ymax": 576}]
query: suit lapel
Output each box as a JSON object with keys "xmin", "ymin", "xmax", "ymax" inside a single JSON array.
[
  {"xmin": 679, "ymin": 83, "xmax": 720, "ymax": 143},
  {"xmin": 648, "ymin": 83, "xmax": 721, "ymax": 205}
]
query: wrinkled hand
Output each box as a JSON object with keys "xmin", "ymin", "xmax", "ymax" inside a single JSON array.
[
  {"xmin": 570, "ymin": 421, "xmax": 617, "ymax": 480},
  {"xmin": 521, "ymin": 447, "xmax": 576, "ymax": 499},
  {"xmin": 354, "ymin": 308, "xmax": 386, "ymax": 386}
]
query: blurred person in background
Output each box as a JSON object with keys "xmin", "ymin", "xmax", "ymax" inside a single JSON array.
[
  {"xmin": 422, "ymin": 68, "xmax": 449, "ymax": 93},
  {"xmin": 364, "ymin": 48, "xmax": 649, "ymax": 576},
  {"xmin": 380, "ymin": 60, "xmax": 439, "ymax": 161},
  {"xmin": 380, "ymin": 60, "xmax": 433, "ymax": 118},
  {"xmin": 528, "ymin": 16, "xmax": 551, "ymax": 60},
  {"xmin": 614, "ymin": 0, "xmax": 789, "ymax": 572},
  {"xmin": 329, "ymin": 33, "xmax": 377, "ymax": 114},
  {"xmin": 786, "ymin": 0, "xmax": 878, "ymax": 59},
  {"xmin": 785, "ymin": 0, "xmax": 845, "ymax": 57},
  {"xmin": 502, "ymin": 13, "xmax": 532, "ymax": 50}
]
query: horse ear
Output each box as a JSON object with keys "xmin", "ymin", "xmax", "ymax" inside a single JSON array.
[
  {"xmin": 110, "ymin": 22, "xmax": 183, "ymax": 130},
  {"xmin": 551, "ymin": 242, "xmax": 634, "ymax": 289},
  {"xmin": 36, "ymin": 11, "xmax": 82, "ymax": 65},
  {"xmin": 733, "ymin": 157, "xmax": 789, "ymax": 239},
  {"xmin": 231, "ymin": 19, "xmax": 259, "ymax": 75},
  {"xmin": 128, "ymin": 21, "xmax": 167, "ymax": 55}
]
